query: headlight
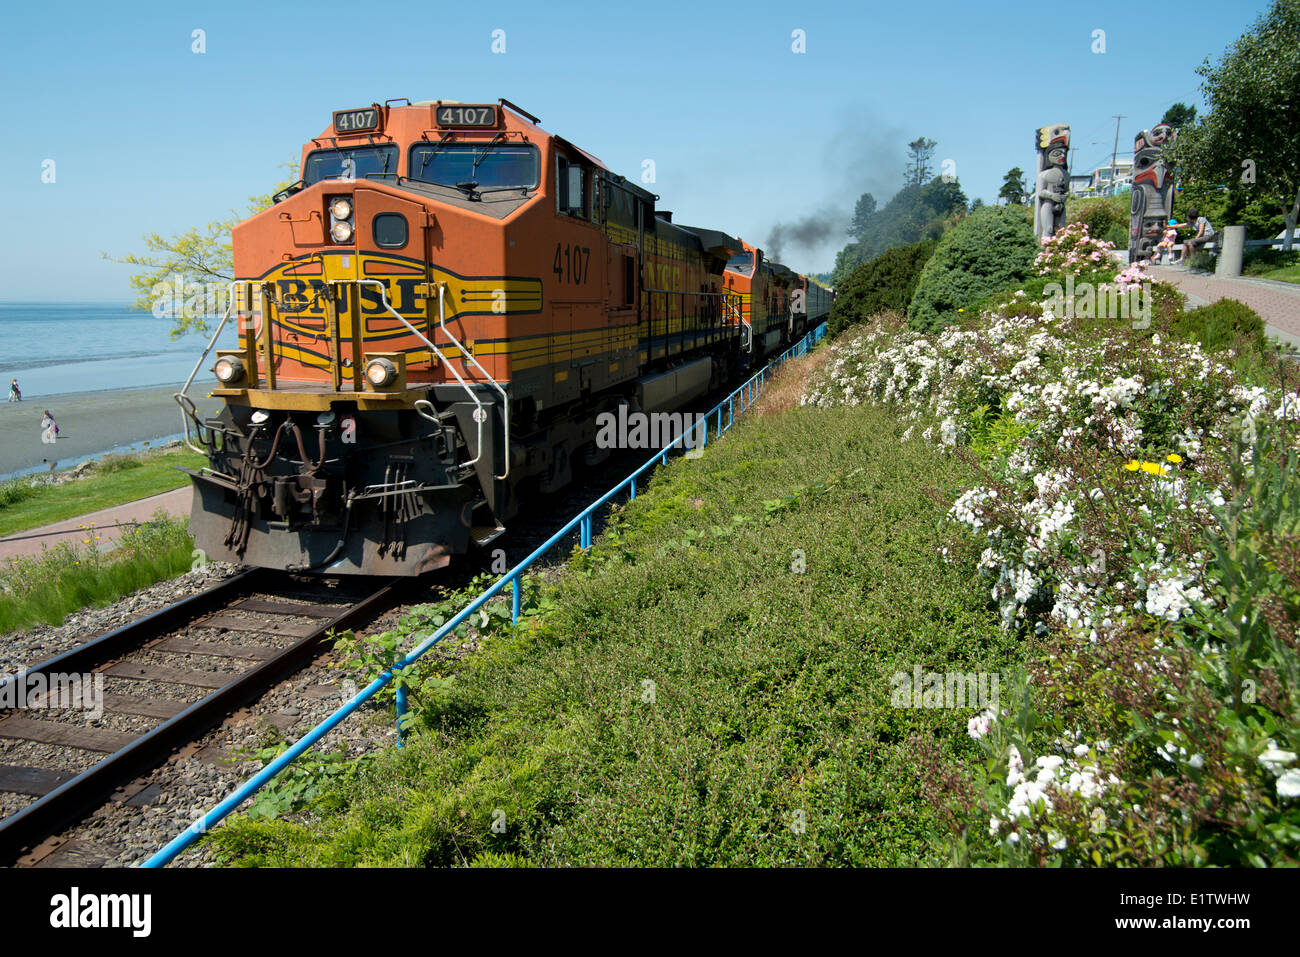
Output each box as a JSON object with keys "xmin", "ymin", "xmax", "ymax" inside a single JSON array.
[
  {"xmin": 331, "ymin": 220, "xmax": 354, "ymax": 243},
  {"xmin": 213, "ymin": 355, "xmax": 245, "ymax": 383},
  {"xmin": 330, "ymin": 197, "xmax": 352, "ymax": 220},
  {"xmin": 365, "ymin": 357, "xmax": 398, "ymax": 388}
]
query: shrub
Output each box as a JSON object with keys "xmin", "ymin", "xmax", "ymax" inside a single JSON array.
[
  {"xmin": 827, "ymin": 239, "xmax": 936, "ymax": 337},
  {"xmin": 1175, "ymin": 297, "xmax": 1265, "ymax": 353},
  {"xmin": 908, "ymin": 205, "xmax": 1038, "ymax": 332},
  {"xmin": 1243, "ymin": 246, "xmax": 1300, "ymax": 277},
  {"xmin": 1102, "ymin": 224, "xmax": 1129, "ymax": 249},
  {"xmin": 1033, "ymin": 221, "xmax": 1118, "ymax": 277},
  {"xmin": 804, "ymin": 298, "xmax": 1297, "ymax": 866},
  {"xmin": 1067, "ymin": 195, "xmax": 1129, "ymax": 246},
  {"xmin": 1188, "ymin": 250, "xmax": 1216, "ymax": 272},
  {"xmin": 0, "ymin": 476, "xmax": 49, "ymax": 509}
]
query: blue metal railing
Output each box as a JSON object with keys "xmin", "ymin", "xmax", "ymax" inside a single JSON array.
[{"xmin": 143, "ymin": 321, "xmax": 826, "ymax": 867}]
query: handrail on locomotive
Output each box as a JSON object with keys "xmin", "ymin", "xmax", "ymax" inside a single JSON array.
[{"xmin": 173, "ymin": 277, "xmax": 510, "ymax": 481}]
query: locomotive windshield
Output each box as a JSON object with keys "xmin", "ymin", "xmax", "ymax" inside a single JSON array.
[
  {"xmin": 407, "ymin": 143, "xmax": 540, "ymax": 189},
  {"xmin": 726, "ymin": 250, "xmax": 754, "ymax": 274},
  {"xmin": 303, "ymin": 145, "xmax": 399, "ymax": 185}
]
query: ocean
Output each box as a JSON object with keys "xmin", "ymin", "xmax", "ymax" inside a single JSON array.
[{"xmin": 0, "ymin": 302, "xmax": 238, "ymax": 399}]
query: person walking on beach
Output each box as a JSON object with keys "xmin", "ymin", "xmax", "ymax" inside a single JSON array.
[
  {"xmin": 7, "ymin": 379, "xmax": 19, "ymax": 402},
  {"xmin": 40, "ymin": 409, "xmax": 59, "ymax": 444}
]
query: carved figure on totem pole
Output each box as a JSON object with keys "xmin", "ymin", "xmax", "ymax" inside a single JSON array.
[
  {"xmin": 1129, "ymin": 123, "xmax": 1176, "ymax": 264},
  {"xmin": 1033, "ymin": 125, "xmax": 1071, "ymax": 241}
]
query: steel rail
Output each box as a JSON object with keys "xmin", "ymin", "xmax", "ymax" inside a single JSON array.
[{"xmin": 0, "ymin": 574, "xmax": 400, "ymax": 865}]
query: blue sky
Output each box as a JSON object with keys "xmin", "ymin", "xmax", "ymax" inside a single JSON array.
[{"xmin": 0, "ymin": 0, "xmax": 1270, "ymax": 303}]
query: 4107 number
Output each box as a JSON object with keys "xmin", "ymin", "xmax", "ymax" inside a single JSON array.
[{"xmin": 553, "ymin": 244, "xmax": 591, "ymax": 284}]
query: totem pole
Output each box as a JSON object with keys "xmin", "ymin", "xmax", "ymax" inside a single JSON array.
[
  {"xmin": 1033, "ymin": 124, "xmax": 1071, "ymax": 241},
  {"xmin": 1129, "ymin": 123, "xmax": 1176, "ymax": 264}
]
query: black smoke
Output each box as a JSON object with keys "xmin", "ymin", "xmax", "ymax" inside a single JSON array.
[{"xmin": 763, "ymin": 108, "xmax": 906, "ymax": 267}]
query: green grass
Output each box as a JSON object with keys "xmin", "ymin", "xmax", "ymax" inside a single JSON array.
[
  {"xmin": 206, "ymin": 397, "xmax": 1021, "ymax": 867},
  {"xmin": 0, "ymin": 448, "xmax": 204, "ymax": 538},
  {"xmin": 0, "ymin": 514, "xmax": 197, "ymax": 633},
  {"xmin": 1254, "ymin": 263, "xmax": 1300, "ymax": 284},
  {"xmin": 1242, "ymin": 246, "xmax": 1300, "ymax": 284}
]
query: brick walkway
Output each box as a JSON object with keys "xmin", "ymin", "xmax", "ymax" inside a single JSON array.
[
  {"xmin": 1149, "ymin": 265, "xmax": 1300, "ymax": 343},
  {"xmin": 0, "ymin": 487, "xmax": 192, "ymax": 561}
]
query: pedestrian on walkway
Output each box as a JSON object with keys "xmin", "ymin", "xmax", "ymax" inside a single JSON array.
[
  {"xmin": 40, "ymin": 410, "xmax": 59, "ymax": 444},
  {"xmin": 7, "ymin": 379, "xmax": 20, "ymax": 402}
]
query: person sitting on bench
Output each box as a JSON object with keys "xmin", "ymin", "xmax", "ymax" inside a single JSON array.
[
  {"xmin": 1153, "ymin": 221, "xmax": 1179, "ymax": 264},
  {"xmin": 1178, "ymin": 209, "xmax": 1215, "ymax": 264}
]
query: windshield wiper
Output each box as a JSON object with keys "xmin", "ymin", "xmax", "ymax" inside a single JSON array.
[{"xmin": 471, "ymin": 133, "xmax": 505, "ymax": 175}]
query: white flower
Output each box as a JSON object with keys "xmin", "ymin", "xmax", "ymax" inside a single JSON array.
[
  {"xmin": 967, "ymin": 709, "xmax": 995, "ymax": 739},
  {"xmin": 1259, "ymin": 743, "xmax": 1297, "ymax": 775},
  {"xmin": 1278, "ymin": 769, "xmax": 1300, "ymax": 799},
  {"xmin": 1036, "ymin": 754, "xmax": 1065, "ymax": 772}
]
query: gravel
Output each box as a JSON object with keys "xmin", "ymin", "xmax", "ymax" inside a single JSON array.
[{"xmin": 0, "ymin": 562, "xmax": 242, "ymax": 678}]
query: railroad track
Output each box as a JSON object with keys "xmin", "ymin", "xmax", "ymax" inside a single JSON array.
[{"xmin": 0, "ymin": 570, "xmax": 402, "ymax": 866}]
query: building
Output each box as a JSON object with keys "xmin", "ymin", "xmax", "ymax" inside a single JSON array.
[{"xmin": 1069, "ymin": 159, "xmax": 1134, "ymax": 197}]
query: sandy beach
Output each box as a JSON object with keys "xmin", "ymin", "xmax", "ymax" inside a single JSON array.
[{"xmin": 0, "ymin": 384, "xmax": 222, "ymax": 478}]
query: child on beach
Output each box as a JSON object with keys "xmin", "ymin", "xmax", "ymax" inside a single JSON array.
[
  {"xmin": 40, "ymin": 410, "xmax": 59, "ymax": 444},
  {"xmin": 7, "ymin": 379, "xmax": 19, "ymax": 402}
]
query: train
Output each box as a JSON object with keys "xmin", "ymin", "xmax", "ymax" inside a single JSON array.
[{"xmin": 179, "ymin": 98, "xmax": 832, "ymax": 576}]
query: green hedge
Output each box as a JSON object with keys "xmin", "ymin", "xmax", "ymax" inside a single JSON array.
[
  {"xmin": 907, "ymin": 206, "xmax": 1038, "ymax": 332},
  {"xmin": 1175, "ymin": 297, "xmax": 1265, "ymax": 353},
  {"xmin": 828, "ymin": 240, "xmax": 936, "ymax": 337},
  {"xmin": 1067, "ymin": 195, "xmax": 1129, "ymax": 249}
]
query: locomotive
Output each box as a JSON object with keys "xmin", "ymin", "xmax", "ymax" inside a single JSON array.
[{"xmin": 178, "ymin": 98, "xmax": 832, "ymax": 575}]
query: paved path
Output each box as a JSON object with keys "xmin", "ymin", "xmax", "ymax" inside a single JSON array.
[
  {"xmin": 1149, "ymin": 266, "xmax": 1300, "ymax": 347},
  {"xmin": 0, "ymin": 487, "xmax": 192, "ymax": 561}
]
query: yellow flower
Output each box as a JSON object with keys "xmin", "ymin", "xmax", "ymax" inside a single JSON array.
[
  {"xmin": 1166, "ymin": 453, "xmax": 1182, "ymax": 464},
  {"xmin": 1124, "ymin": 461, "xmax": 1140, "ymax": 471},
  {"xmin": 1140, "ymin": 462, "xmax": 1168, "ymax": 476}
]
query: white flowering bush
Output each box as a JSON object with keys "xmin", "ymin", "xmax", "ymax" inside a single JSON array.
[{"xmin": 808, "ymin": 291, "xmax": 1300, "ymax": 865}]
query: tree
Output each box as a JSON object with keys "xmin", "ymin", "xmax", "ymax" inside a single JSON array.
[
  {"xmin": 998, "ymin": 167, "xmax": 1028, "ymax": 206},
  {"xmin": 849, "ymin": 193, "xmax": 878, "ymax": 241},
  {"xmin": 1160, "ymin": 102, "xmax": 1197, "ymax": 129},
  {"xmin": 971, "ymin": 198, "xmax": 986, "ymax": 210},
  {"xmin": 831, "ymin": 172, "xmax": 968, "ymax": 286},
  {"xmin": 106, "ymin": 161, "xmax": 300, "ymax": 336},
  {"xmin": 828, "ymin": 239, "xmax": 937, "ymax": 337},
  {"xmin": 1167, "ymin": 0, "xmax": 1300, "ymax": 248},
  {"xmin": 905, "ymin": 137, "xmax": 938, "ymax": 187}
]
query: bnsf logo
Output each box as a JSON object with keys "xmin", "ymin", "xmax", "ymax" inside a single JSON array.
[{"xmin": 268, "ymin": 278, "xmax": 425, "ymax": 320}]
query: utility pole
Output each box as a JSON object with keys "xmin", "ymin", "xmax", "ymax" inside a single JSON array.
[{"xmin": 1108, "ymin": 114, "xmax": 1126, "ymax": 197}]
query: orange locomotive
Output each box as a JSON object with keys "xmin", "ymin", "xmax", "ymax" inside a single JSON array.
[
  {"xmin": 722, "ymin": 242, "xmax": 833, "ymax": 356},
  {"xmin": 179, "ymin": 99, "xmax": 831, "ymax": 575}
]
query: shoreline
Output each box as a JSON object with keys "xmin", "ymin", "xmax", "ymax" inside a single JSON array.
[{"xmin": 0, "ymin": 383, "xmax": 221, "ymax": 479}]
